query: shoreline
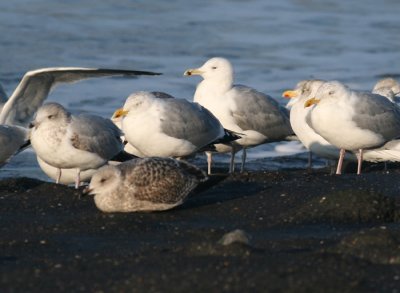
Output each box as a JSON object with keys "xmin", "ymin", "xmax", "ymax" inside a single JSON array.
[{"xmin": 1, "ymin": 167, "xmax": 400, "ymax": 292}]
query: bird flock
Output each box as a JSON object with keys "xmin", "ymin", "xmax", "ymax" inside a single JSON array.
[{"xmin": 1, "ymin": 58, "xmax": 400, "ymax": 212}]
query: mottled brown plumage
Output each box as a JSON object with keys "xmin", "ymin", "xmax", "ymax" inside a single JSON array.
[{"xmin": 87, "ymin": 157, "xmax": 208, "ymax": 212}]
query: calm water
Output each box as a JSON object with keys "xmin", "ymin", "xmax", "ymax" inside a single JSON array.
[{"xmin": 0, "ymin": 0, "xmax": 399, "ymax": 180}]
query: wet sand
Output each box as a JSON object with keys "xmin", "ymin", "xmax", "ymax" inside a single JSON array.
[{"xmin": 1, "ymin": 163, "xmax": 400, "ymax": 292}]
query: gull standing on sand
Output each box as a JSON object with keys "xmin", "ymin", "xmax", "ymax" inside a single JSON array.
[
  {"xmin": 30, "ymin": 102, "xmax": 124, "ymax": 188},
  {"xmin": 85, "ymin": 157, "xmax": 207, "ymax": 212},
  {"xmin": 283, "ymin": 79, "xmax": 351, "ymax": 162},
  {"xmin": 284, "ymin": 79, "xmax": 400, "ymax": 170},
  {"xmin": 112, "ymin": 91, "xmax": 238, "ymax": 169},
  {"xmin": 304, "ymin": 81, "xmax": 400, "ymax": 174},
  {"xmin": 184, "ymin": 57, "xmax": 293, "ymax": 173},
  {"xmin": 0, "ymin": 67, "xmax": 160, "ymax": 167}
]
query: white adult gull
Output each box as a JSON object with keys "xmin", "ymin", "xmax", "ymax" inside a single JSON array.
[
  {"xmin": 30, "ymin": 102, "xmax": 124, "ymax": 188},
  {"xmin": 184, "ymin": 57, "xmax": 293, "ymax": 173},
  {"xmin": 0, "ymin": 67, "xmax": 161, "ymax": 167},
  {"xmin": 283, "ymin": 79, "xmax": 349, "ymax": 162},
  {"xmin": 112, "ymin": 91, "xmax": 238, "ymax": 173},
  {"xmin": 304, "ymin": 81, "xmax": 400, "ymax": 174},
  {"xmin": 84, "ymin": 157, "xmax": 208, "ymax": 212},
  {"xmin": 284, "ymin": 79, "xmax": 400, "ymax": 171}
]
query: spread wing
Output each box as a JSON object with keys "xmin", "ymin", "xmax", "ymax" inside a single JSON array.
[{"xmin": 0, "ymin": 67, "xmax": 161, "ymax": 126}]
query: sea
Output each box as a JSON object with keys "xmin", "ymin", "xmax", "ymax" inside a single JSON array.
[{"xmin": 0, "ymin": 0, "xmax": 399, "ymax": 180}]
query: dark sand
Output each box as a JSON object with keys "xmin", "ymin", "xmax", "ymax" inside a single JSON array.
[{"xmin": 2, "ymin": 164, "xmax": 400, "ymax": 292}]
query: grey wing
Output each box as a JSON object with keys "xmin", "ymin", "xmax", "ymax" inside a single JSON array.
[
  {"xmin": 119, "ymin": 157, "xmax": 202, "ymax": 204},
  {"xmin": 160, "ymin": 98, "xmax": 224, "ymax": 147},
  {"xmin": 352, "ymin": 92, "xmax": 400, "ymax": 140},
  {"xmin": 0, "ymin": 67, "xmax": 161, "ymax": 127},
  {"xmin": 232, "ymin": 85, "xmax": 293, "ymax": 140},
  {"xmin": 69, "ymin": 114, "xmax": 123, "ymax": 159}
]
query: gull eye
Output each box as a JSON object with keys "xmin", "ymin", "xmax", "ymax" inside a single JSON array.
[
  {"xmin": 211, "ymin": 66, "xmax": 217, "ymax": 70},
  {"xmin": 48, "ymin": 115, "xmax": 54, "ymax": 119},
  {"xmin": 328, "ymin": 90, "xmax": 335, "ymax": 95},
  {"xmin": 100, "ymin": 178, "xmax": 107, "ymax": 183}
]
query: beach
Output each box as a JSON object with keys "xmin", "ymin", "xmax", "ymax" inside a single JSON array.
[{"xmin": 2, "ymin": 158, "xmax": 400, "ymax": 292}]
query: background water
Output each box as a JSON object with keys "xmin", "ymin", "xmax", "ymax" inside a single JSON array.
[{"xmin": 0, "ymin": 0, "xmax": 399, "ymax": 180}]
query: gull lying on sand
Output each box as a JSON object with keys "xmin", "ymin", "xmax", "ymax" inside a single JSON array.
[
  {"xmin": 184, "ymin": 57, "xmax": 293, "ymax": 173},
  {"xmin": 85, "ymin": 157, "xmax": 207, "ymax": 212}
]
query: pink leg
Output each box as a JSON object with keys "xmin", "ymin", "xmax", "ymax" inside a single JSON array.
[
  {"xmin": 56, "ymin": 168, "xmax": 62, "ymax": 184},
  {"xmin": 336, "ymin": 148, "xmax": 346, "ymax": 175},
  {"xmin": 356, "ymin": 149, "xmax": 363, "ymax": 175},
  {"xmin": 75, "ymin": 169, "xmax": 81, "ymax": 189}
]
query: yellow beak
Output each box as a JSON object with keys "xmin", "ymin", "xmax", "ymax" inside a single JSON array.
[
  {"xmin": 282, "ymin": 90, "xmax": 298, "ymax": 99},
  {"xmin": 304, "ymin": 97, "xmax": 320, "ymax": 108},
  {"xmin": 112, "ymin": 108, "xmax": 129, "ymax": 119},
  {"xmin": 183, "ymin": 68, "xmax": 204, "ymax": 76}
]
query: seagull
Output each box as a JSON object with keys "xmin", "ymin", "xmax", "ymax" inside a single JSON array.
[
  {"xmin": 304, "ymin": 81, "xmax": 400, "ymax": 174},
  {"xmin": 184, "ymin": 57, "xmax": 293, "ymax": 173},
  {"xmin": 284, "ymin": 79, "xmax": 400, "ymax": 171},
  {"xmin": 283, "ymin": 80, "xmax": 357, "ymax": 166},
  {"xmin": 112, "ymin": 91, "xmax": 239, "ymax": 174},
  {"xmin": 30, "ymin": 102, "xmax": 124, "ymax": 188},
  {"xmin": 372, "ymin": 77, "xmax": 400, "ymax": 103},
  {"xmin": 84, "ymin": 157, "xmax": 208, "ymax": 212},
  {"xmin": 0, "ymin": 67, "xmax": 161, "ymax": 166}
]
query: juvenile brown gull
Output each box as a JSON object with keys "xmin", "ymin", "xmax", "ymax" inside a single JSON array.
[{"xmin": 85, "ymin": 157, "xmax": 207, "ymax": 212}]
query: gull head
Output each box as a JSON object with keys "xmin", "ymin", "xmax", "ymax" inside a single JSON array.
[
  {"xmin": 29, "ymin": 102, "xmax": 71, "ymax": 129},
  {"xmin": 184, "ymin": 57, "xmax": 234, "ymax": 82},
  {"xmin": 283, "ymin": 79, "xmax": 326, "ymax": 108},
  {"xmin": 304, "ymin": 81, "xmax": 348, "ymax": 108},
  {"xmin": 373, "ymin": 77, "xmax": 400, "ymax": 96},
  {"xmin": 112, "ymin": 91, "xmax": 156, "ymax": 119},
  {"xmin": 85, "ymin": 165, "xmax": 122, "ymax": 196}
]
